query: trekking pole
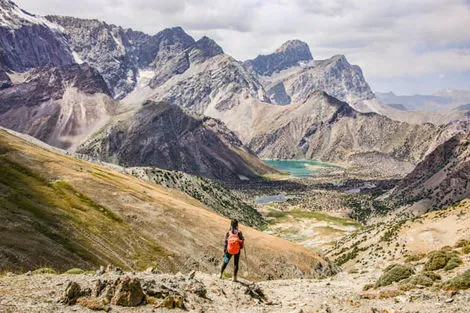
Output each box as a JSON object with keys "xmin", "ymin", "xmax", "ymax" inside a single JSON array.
[{"xmin": 244, "ymin": 245, "xmax": 247, "ymax": 263}]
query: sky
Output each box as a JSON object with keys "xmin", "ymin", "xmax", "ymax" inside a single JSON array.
[{"xmin": 14, "ymin": 0, "xmax": 470, "ymax": 95}]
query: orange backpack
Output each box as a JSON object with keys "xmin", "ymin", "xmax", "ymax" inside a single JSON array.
[{"xmin": 227, "ymin": 231, "xmax": 241, "ymax": 255}]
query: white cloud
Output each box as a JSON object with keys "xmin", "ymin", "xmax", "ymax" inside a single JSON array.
[{"xmin": 12, "ymin": 0, "xmax": 470, "ymax": 94}]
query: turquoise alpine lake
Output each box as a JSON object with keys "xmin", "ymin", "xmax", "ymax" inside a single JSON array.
[{"xmin": 264, "ymin": 160, "xmax": 340, "ymax": 178}]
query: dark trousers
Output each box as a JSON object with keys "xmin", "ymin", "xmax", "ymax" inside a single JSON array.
[{"xmin": 221, "ymin": 251, "xmax": 240, "ymax": 276}]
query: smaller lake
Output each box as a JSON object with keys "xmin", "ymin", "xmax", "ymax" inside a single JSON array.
[
  {"xmin": 264, "ymin": 160, "xmax": 339, "ymax": 178},
  {"xmin": 255, "ymin": 194, "xmax": 287, "ymax": 204}
]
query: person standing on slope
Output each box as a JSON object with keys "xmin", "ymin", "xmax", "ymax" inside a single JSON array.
[{"xmin": 220, "ymin": 219, "xmax": 244, "ymax": 282}]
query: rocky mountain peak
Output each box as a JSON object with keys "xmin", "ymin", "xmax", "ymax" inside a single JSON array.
[
  {"xmin": 275, "ymin": 39, "xmax": 312, "ymax": 57},
  {"xmin": 158, "ymin": 26, "xmax": 190, "ymax": 38},
  {"xmin": 327, "ymin": 54, "xmax": 349, "ymax": 66},
  {"xmin": 189, "ymin": 36, "xmax": 224, "ymax": 63},
  {"xmin": 194, "ymin": 36, "xmax": 224, "ymax": 56},
  {"xmin": 244, "ymin": 39, "xmax": 313, "ymax": 76}
]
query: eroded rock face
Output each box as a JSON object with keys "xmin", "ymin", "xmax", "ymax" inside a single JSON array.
[
  {"xmin": 0, "ymin": 63, "xmax": 117, "ymax": 150},
  {"xmin": 0, "ymin": 0, "xmax": 74, "ymax": 71}
]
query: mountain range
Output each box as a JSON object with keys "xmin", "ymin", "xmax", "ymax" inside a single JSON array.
[
  {"xmin": 377, "ymin": 89, "xmax": 470, "ymax": 112},
  {"xmin": 0, "ymin": 0, "xmax": 469, "ymax": 180}
]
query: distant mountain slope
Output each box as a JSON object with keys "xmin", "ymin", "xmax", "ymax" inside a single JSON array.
[
  {"xmin": 0, "ymin": 63, "xmax": 117, "ymax": 150},
  {"xmin": 0, "ymin": 128, "xmax": 335, "ymax": 278},
  {"xmin": 248, "ymin": 91, "xmax": 462, "ymax": 175},
  {"xmin": 376, "ymin": 91, "xmax": 452, "ymax": 111},
  {"xmin": 0, "ymin": 0, "xmax": 74, "ymax": 71},
  {"xmin": 77, "ymin": 101, "xmax": 277, "ymax": 182},
  {"xmin": 388, "ymin": 133, "xmax": 470, "ymax": 209}
]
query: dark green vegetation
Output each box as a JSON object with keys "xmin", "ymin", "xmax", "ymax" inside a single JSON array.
[
  {"xmin": 374, "ymin": 264, "xmax": 415, "ymax": 287},
  {"xmin": 444, "ymin": 270, "xmax": 470, "ymax": 290},
  {"xmin": 424, "ymin": 251, "xmax": 462, "ymax": 271},
  {"xmin": 127, "ymin": 167, "xmax": 265, "ymax": 228},
  {"xmin": 371, "ymin": 245, "xmax": 468, "ymax": 291}
]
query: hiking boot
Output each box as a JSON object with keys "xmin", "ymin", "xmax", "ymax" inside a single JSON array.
[
  {"xmin": 219, "ymin": 272, "xmax": 223, "ymax": 279},
  {"xmin": 232, "ymin": 275, "xmax": 237, "ymax": 282}
]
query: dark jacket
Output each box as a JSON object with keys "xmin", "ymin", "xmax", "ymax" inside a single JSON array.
[{"xmin": 224, "ymin": 229, "xmax": 244, "ymax": 254}]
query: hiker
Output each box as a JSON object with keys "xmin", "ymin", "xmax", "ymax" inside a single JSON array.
[{"xmin": 220, "ymin": 219, "xmax": 244, "ymax": 282}]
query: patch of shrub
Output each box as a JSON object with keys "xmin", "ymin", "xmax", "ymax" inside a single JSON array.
[
  {"xmin": 375, "ymin": 264, "xmax": 415, "ymax": 288},
  {"xmin": 443, "ymin": 270, "xmax": 470, "ymax": 290},
  {"xmin": 63, "ymin": 268, "xmax": 85, "ymax": 275},
  {"xmin": 422, "ymin": 271, "xmax": 441, "ymax": 281},
  {"xmin": 462, "ymin": 245, "xmax": 470, "ymax": 254},
  {"xmin": 77, "ymin": 297, "xmax": 109, "ymax": 310},
  {"xmin": 402, "ymin": 274, "xmax": 434, "ymax": 287},
  {"xmin": 404, "ymin": 253, "xmax": 425, "ymax": 263},
  {"xmin": 444, "ymin": 256, "xmax": 463, "ymax": 271},
  {"xmin": 399, "ymin": 283, "xmax": 415, "ymax": 291},
  {"xmin": 32, "ymin": 267, "xmax": 57, "ymax": 275},
  {"xmin": 455, "ymin": 239, "xmax": 470, "ymax": 248},
  {"xmin": 424, "ymin": 251, "xmax": 461, "ymax": 271},
  {"xmin": 440, "ymin": 246, "xmax": 453, "ymax": 252}
]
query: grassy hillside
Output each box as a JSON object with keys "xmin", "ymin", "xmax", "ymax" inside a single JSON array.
[{"xmin": 0, "ymin": 129, "xmax": 335, "ymax": 279}]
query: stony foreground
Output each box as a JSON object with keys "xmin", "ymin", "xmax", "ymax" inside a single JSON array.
[{"xmin": 0, "ymin": 267, "xmax": 469, "ymax": 313}]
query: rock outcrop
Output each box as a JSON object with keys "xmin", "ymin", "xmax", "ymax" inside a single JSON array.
[
  {"xmin": 253, "ymin": 52, "xmax": 376, "ymax": 110},
  {"xmin": 111, "ymin": 277, "xmax": 145, "ymax": 307}
]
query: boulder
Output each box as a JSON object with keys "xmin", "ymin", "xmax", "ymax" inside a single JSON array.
[
  {"xmin": 59, "ymin": 281, "xmax": 82, "ymax": 305},
  {"xmin": 111, "ymin": 276, "xmax": 145, "ymax": 307}
]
